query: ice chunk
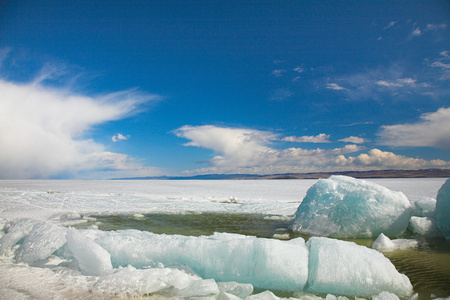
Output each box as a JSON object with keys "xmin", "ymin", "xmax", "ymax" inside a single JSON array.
[
  {"xmin": 217, "ymin": 281, "xmax": 253, "ymax": 298},
  {"xmin": 91, "ymin": 231, "xmax": 309, "ymax": 291},
  {"xmin": 305, "ymin": 237, "xmax": 413, "ymax": 297},
  {"xmin": 412, "ymin": 197, "xmax": 436, "ymax": 217},
  {"xmin": 436, "ymin": 179, "xmax": 450, "ymax": 239},
  {"xmin": 93, "ymin": 265, "xmax": 219, "ymax": 297},
  {"xmin": 372, "ymin": 291, "xmax": 400, "ymax": 300},
  {"xmin": 291, "ymin": 176, "xmax": 413, "ymax": 238},
  {"xmin": 408, "ymin": 216, "xmax": 443, "ymax": 237},
  {"xmin": 15, "ymin": 222, "xmax": 67, "ymax": 264},
  {"xmin": 372, "ymin": 233, "xmax": 418, "ymax": 252},
  {"xmin": 66, "ymin": 227, "xmax": 113, "ymax": 276},
  {"xmin": 0, "ymin": 218, "xmax": 41, "ymax": 256},
  {"xmin": 245, "ymin": 290, "xmax": 280, "ymax": 300}
]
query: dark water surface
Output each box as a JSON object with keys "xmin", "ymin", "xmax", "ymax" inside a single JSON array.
[{"xmin": 76, "ymin": 213, "xmax": 450, "ymax": 299}]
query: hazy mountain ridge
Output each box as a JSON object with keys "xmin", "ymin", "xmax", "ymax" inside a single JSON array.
[{"xmin": 114, "ymin": 169, "xmax": 450, "ymax": 180}]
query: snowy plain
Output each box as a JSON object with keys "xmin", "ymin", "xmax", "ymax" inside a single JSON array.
[{"xmin": 0, "ymin": 178, "xmax": 448, "ymax": 300}]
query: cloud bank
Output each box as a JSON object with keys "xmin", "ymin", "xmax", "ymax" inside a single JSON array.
[
  {"xmin": 0, "ymin": 78, "xmax": 161, "ymax": 179},
  {"xmin": 378, "ymin": 107, "xmax": 450, "ymax": 151},
  {"xmin": 175, "ymin": 125, "xmax": 450, "ymax": 175}
]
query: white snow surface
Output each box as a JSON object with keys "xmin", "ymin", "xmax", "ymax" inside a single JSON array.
[
  {"xmin": 291, "ymin": 176, "xmax": 414, "ymax": 238},
  {"xmin": 0, "ymin": 178, "xmax": 446, "ymax": 299}
]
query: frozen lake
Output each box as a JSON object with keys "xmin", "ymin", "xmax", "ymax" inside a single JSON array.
[{"xmin": 0, "ymin": 178, "xmax": 448, "ymax": 299}]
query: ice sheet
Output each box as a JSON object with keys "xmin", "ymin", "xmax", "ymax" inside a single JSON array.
[{"xmin": 0, "ymin": 179, "xmax": 446, "ymax": 299}]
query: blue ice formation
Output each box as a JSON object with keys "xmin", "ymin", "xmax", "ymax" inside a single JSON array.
[
  {"xmin": 0, "ymin": 218, "xmax": 414, "ymax": 298},
  {"xmin": 290, "ymin": 176, "xmax": 414, "ymax": 238},
  {"xmin": 436, "ymin": 178, "xmax": 450, "ymax": 239},
  {"xmin": 91, "ymin": 231, "xmax": 309, "ymax": 291},
  {"xmin": 306, "ymin": 237, "xmax": 412, "ymax": 297}
]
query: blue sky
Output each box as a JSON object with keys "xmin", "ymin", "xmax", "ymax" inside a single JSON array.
[{"xmin": 0, "ymin": 0, "xmax": 450, "ymax": 179}]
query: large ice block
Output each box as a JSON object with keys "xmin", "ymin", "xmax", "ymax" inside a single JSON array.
[
  {"xmin": 0, "ymin": 218, "xmax": 40, "ymax": 256},
  {"xmin": 291, "ymin": 176, "xmax": 413, "ymax": 238},
  {"xmin": 15, "ymin": 221, "xmax": 67, "ymax": 264},
  {"xmin": 435, "ymin": 178, "xmax": 450, "ymax": 239},
  {"xmin": 91, "ymin": 231, "xmax": 309, "ymax": 291},
  {"xmin": 66, "ymin": 227, "xmax": 113, "ymax": 276},
  {"xmin": 305, "ymin": 237, "xmax": 413, "ymax": 297}
]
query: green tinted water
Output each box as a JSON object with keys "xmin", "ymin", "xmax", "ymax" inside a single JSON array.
[{"xmin": 76, "ymin": 213, "xmax": 450, "ymax": 299}]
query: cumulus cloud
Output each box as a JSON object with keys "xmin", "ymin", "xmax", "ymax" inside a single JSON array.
[
  {"xmin": 378, "ymin": 107, "xmax": 450, "ymax": 151},
  {"xmin": 112, "ymin": 133, "xmax": 129, "ymax": 142},
  {"xmin": 175, "ymin": 125, "xmax": 449, "ymax": 175},
  {"xmin": 0, "ymin": 77, "xmax": 162, "ymax": 179},
  {"xmin": 282, "ymin": 134, "xmax": 331, "ymax": 143},
  {"xmin": 339, "ymin": 136, "xmax": 369, "ymax": 144}
]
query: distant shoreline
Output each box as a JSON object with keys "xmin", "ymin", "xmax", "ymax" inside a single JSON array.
[{"xmin": 113, "ymin": 168, "xmax": 450, "ymax": 180}]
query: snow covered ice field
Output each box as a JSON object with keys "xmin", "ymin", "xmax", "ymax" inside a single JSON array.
[{"xmin": 0, "ymin": 178, "xmax": 449, "ymax": 299}]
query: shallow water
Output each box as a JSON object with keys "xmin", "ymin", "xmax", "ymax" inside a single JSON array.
[{"xmin": 77, "ymin": 213, "xmax": 450, "ymax": 299}]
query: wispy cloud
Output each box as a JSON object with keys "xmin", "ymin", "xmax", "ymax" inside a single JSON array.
[
  {"xmin": 411, "ymin": 26, "xmax": 423, "ymax": 37},
  {"xmin": 269, "ymin": 88, "xmax": 293, "ymax": 101},
  {"xmin": 271, "ymin": 69, "xmax": 287, "ymax": 77},
  {"xmin": 339, "ymin": 136, "xmax": 369, "ymax": 144},
  {"xmin": 293, "ymin": 66, "xmax": 304, "ymax": 73},
  {"xmin": 383, "ymin": 21, "xmax": 397, "ymax": 30},
  {"xmin": 175, "ymin": 125, "xmax": 449, "ymax": 175},
  {"xmin": 282, "ymin": 133, "xmax": 331, "ymax": 143},
  {"xmin": 326, "ymin": 83, "xmax": 347, "ymax": 91},
  {"xmin": 0, "ymin": 71, "xmax": 162, "ymax": 179},
  {"xmin": 323, "ymin": 62, "xmax": 445, "ymax": 100},
  {"xmin": 378, "ymin": 107, "xmax": 450, "ymax": 151},
  {"xmin": 426, "ymin": 23, "xmax": 448, "ymax": 31}
]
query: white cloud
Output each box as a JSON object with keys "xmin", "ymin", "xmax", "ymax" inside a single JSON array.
[
  {"xmin": 426, "ymin": 23, "xmax": 448, "ymax": 31},
  {"xmin": 326, "ymin": 83, "xmax": 347, "ymax": 91},
  {"xmin": 0, "ymin": 78, "xmax": 162, "ymax": 179},
  {"xmin": 440, "ymin": 50, "xmax": 450, "ymax": 58},
  {"xmin": 282, "ymin": 133, "xmax": 331, "ymax": 143},
  {"xmin": 431, "ymin": 61, "xmax": 450, "ymax": 69},
  {"xmin": 378, "ymin": 107, "xmax": 450, "ymax": 151},
  {"xmin": 293, "ymin": 66, "xmax": 304, "ymax": 73},
  {"xmin": 411, "ymin": 26, "xmax": 422, "ymax": 37},
  {"xmin": 339, "ymin": 136, "xmax": 369, "ymax": 144},
  {"xmin": 383, "ymin": 21, "xmax": 397, "ymax": 30},
  {"xmin": 269, "ymin": 88, "xmax": 293, "ymax": 101},
  {"xmin": 376, "ymin": 78, "xmax": 416, "ymax": 88},
  {"xmin": 271, "ymin": 69, "xmax": 286, "ymax": 77},
  {"xmin": 112, "ymin": 133, "xmax": 129, "ymax": 142},
  {"xmin": 342, "ymin": 148, "xmax": 450, "ymax": 170},
  {"xmin": 175, "ymin": 125, "xmax": 449, "ymax": 175}
]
